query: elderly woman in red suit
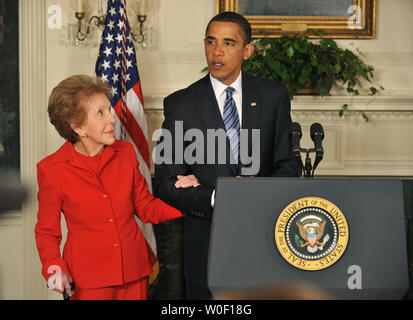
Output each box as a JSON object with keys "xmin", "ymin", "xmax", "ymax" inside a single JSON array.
[{"xmin": 35, "ymin": 75, "xmax": 182, "ymax": 300}]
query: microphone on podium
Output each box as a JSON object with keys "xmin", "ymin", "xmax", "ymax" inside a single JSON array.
[
  {"xmin": 310, "ymin": 123, "xmax": 324, "ymax": 156},
  {"xmin": 288, "ymin": 122, "xmax": 326, "ymax": 177},
  {"xmin": 310, "ymin": 123, "xmax": 324, "ymax": 175},
  {"xmin": 289, "ymin": 122, "xmax": 304, "ymax": 172}
]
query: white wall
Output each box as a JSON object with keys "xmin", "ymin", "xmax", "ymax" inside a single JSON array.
[{"xmin": 0, "ymin": 0, "xmax": 411, "ymax": 300}]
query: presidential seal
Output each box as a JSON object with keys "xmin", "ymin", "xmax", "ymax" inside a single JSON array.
[{"xmin": 274, "ymin": 197, "xmax": 349, "ymax": 271}]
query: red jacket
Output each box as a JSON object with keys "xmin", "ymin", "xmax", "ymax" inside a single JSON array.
[{"xmin": 35, "ymin": 140, "xmax": 182, "ymax": 289}]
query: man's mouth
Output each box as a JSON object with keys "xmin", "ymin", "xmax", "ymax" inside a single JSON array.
[{"xmin": 211, "ymin": 62, "xmax": 224, "ymax": 69}]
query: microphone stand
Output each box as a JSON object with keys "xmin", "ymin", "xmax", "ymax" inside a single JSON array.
[
  {"xmin": 304, "ymin": 149, "xmax": 313, "ymax": 178},
  {"xmin": 290, "ymin": 122, "xmax": 324, "ymax": 178},
  {"xmin": 295, "ymin": 147, "xmax": 318, "ymax": 178}
]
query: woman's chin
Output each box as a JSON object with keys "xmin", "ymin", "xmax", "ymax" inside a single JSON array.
[{"xmin": 105, "ymin": 136, "xmax": 116, "ymax": 145}]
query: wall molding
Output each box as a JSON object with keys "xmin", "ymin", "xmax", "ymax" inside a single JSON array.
[
  {"xmin": 19, "ymin": 0, "xmax": 49, "ymax": 300},
  {"xmin": 367, "ymin": 52, "xmax": 413, "ymax": 66},
  {"xmin": 292, "ymin": 111, "xmax": 413, "ymax": 121},
  {"xmin": 291, "ymin": 95, "xmax": 413, "ymax": 111},
  {"xmin": 0, "ymin": 212, "xmax": 22, "ymax": 226},
  {"xmin": 143, "ymin": 94, "xmax": 413, "ymax": 120},
  {"xmin": 143, "ymin": 94, "xmax": 413, "ymax": 177},
  {"xmin": 143, "ymin": 94, "xmax": 413, "ymax": 108}
]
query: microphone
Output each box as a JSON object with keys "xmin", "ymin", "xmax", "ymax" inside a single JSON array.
[
  {"xmin": 310, "ymin": 123, "xmax": 324, "ymax": 156},
  {"xmin": 289, "ymin": 122, "xmax": 303, "ymax": 172},
  {"xmin": 310, "ymin": 123, "xmax": 324, "ymax": 175},
  {"xmin": 289, "ymin": 122, "xmax": 302, "ymax": 159}
]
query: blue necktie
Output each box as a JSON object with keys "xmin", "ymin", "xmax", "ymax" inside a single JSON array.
[{"xmin": 223, "ymin": 87, "xmax": 240, "ymax": 163}]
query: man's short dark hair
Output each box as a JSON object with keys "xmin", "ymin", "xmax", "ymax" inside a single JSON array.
[{"xmin": 205, "ymin": 11, "xmax": 252, "ymax": 45}]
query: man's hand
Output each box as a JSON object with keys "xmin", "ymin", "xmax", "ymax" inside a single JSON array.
[{"xmin": 175, "ymin": 175, "xmax": 200, "ymax": 188}]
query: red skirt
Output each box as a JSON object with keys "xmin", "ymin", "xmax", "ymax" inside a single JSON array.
[{"xmin": 70, "ymin": 277, "xmax": 148, "ymax": 300}]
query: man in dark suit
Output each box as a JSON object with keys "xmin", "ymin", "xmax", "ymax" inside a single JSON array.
[{"xmin": 154, "ymin": 11, "xmax": 301, "ymax": 299}]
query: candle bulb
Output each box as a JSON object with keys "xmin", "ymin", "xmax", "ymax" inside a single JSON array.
[
  {"xmin": 77, "ymin": 0, "xmax": 83, "ymax": 12},
  {"xmin": 137, "ymin": 0, "xmax": 146, "ymax": 15}
]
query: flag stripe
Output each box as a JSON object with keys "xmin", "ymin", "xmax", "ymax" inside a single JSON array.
[
  {"xmin": 113, "ymin": 98, "xmax": 151, "ymax": 170},
  {"xmin": 132, "ymin": 80, "xmax": 144, "ymax": 106},
  {"xmin": 127, "ymin": 82, "xmax": 148, "ymax": 140}
]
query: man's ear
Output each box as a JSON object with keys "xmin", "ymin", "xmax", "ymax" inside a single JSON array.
[{"xmin": 243, "ymin": 43, "xmax": 255, "ymax": 61}]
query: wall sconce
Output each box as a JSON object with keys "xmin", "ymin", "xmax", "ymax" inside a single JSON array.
[
  {"xmin": 74, "ymin": 0, "xmax": 106, "ymax": 42},
  {"xmin": 67, "ymin": 0, "xmax": 154, "ymax": 48},
  {"xmin": 130, "ymin": 0, "xmax": 146, "ymax": 44},
  {"xmin": 130, "ymin": 0, "xmax": 154, "ymax": 48},
  {"xmin": 75, "ymin": 12, "xmax": 106, "ymax": 41},
  {"xmin": 131, "ymin": 14, "xmax": 146, "ymax": 43}
]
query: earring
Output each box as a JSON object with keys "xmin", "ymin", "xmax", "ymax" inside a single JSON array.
[{"xmin": 80, "ymin": 132, "xmax": 87, "ymax": 138}]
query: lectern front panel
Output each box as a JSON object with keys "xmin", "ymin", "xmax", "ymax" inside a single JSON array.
[{"xmin": 208, "ymin": 178, "xmax": 409, "ymax": 299}]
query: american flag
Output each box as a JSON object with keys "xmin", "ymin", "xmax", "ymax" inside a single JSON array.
[{"xmin": 95, "ymin": 0, "xmax": 158, "ymax": 283}]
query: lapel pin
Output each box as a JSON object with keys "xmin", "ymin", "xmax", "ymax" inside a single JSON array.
[{"xmin": 250, "ymin": 102, "xmax": 257, "ymax": 107}]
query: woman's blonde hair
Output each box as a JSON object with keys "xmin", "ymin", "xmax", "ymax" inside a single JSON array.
[{"xmin": 48, "ymin": 75, "xmax": 112, "ymax": 143}]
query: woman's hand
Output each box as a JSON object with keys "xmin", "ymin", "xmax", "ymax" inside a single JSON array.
[
  {"xmin": 175, "ymin": 175, "xmax": 200, "ymax": 188},
  {"xmin": 48, "ymin": 271, "xmax": 75, "ymax": 297}
]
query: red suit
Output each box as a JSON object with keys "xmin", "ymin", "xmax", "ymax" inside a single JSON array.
[{"xmin": 35, "ymin": 140, "xmax": 182, "ymax": 294}]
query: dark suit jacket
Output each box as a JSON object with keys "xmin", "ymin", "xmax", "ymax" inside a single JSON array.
[{"xmin": 154, "ymin": 73, "xmax": 301, "ymax": 285}]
